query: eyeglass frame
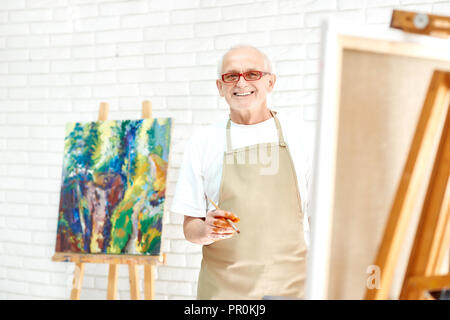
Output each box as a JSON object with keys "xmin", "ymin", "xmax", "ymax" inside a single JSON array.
[{"xmin": 220, "ymin": 70, "xmax": 272, "ymax": 83}]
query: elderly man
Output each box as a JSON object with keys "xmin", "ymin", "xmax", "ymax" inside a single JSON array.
[{"xmin": 171, "ymin": 45, "xmax": 310, "ymax": 300}]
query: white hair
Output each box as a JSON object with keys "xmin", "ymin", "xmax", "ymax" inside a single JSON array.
[{"xmin": 217, "ymin": 44, "xmax": 273, "ymax": 78}]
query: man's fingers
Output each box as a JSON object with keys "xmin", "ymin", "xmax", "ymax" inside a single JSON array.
[
  {"xmin": 212, "ymin": 219, "xmax": 232, "ymax": 229},
  {"xmin": 212, "ymin": 210, "xmax": 240, "ymax": 223},
  {"xmin": 210, "ymin": 232, "xmax": 234, "ymax": 240},
  {"xmin": 212, "ymin": 226, "xmax": 235, "ymax": 233}
]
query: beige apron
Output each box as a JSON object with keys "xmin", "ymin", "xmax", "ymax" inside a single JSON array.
[{"xmin": 197, "ymin": 110, "xmax": 307, "ymax": 300}]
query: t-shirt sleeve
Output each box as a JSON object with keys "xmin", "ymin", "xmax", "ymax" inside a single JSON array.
[{"xmin": 170, "ymin": 132, "xmax": 208, "ymax": 218}]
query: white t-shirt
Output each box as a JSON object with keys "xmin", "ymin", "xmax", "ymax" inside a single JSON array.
[{"xmin": 170, "ymin": 109, "xmax": 312, "ymax": 248}]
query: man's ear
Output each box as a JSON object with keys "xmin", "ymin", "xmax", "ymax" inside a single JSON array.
[
  {"xmin": 216, "ymin": 79, "xmax": 224, "ymax": 97},
  {"xmin": 267, "ymin": 74, "xmax": 276, "ymax": 93}
]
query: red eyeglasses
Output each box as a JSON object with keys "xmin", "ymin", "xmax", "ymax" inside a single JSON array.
[{"xmin": 221, "ymin": 70, "xmax": 271, "ymax": 83}]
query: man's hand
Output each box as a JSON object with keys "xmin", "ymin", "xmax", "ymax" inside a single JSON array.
[
  {"xmin": 203, "ymin": 209, "xmax": 240, "ymax": 244},
  {"xmin": 183, "ymin": 210, "xmax": 240, "ymax": 245}
]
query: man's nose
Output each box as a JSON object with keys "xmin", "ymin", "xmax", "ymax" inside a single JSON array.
[{"xmin": 236, "ymin": 75, "xmax": 248, "ymax": 87}]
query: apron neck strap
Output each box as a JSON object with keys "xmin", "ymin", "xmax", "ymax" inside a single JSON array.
[{"xmin": 226, "ymin": 109, "xmax": 286, "ymax": 152}]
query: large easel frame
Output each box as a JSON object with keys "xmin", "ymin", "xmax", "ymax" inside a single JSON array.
[
  {"xmin": 364, "ymin": 10, "xmax": 450, "ymax": 300},
  {"xmin": 365, "ymin": 71, "xmax": 450, "ymax": 300},
  {"xmin": 52, "ymin": 101, "xmax": 166, "ymax": 300}
]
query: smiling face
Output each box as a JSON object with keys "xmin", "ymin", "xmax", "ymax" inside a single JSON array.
[{"xmin": 216, "ymin": 47, "xmax": 276, "ymax": 114}]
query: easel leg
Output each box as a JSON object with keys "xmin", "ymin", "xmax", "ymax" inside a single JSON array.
[
  {"xmin": 107, "ymin": 264, "xmax": 119, "ymax": 300},
  {"xmin": 128, "ymin": 263, "xmax": 140, "ymax": 300},
  {"xmin": 399, "ymin": 104, "xmax": 450, "ymax": 299},
  {"xmin": 70, "ymin": 262, "xmax": 85, "ymax": 300},
  {"xmin": 144, "ymin": 265, "xmax": 155, "ymax": 300}
]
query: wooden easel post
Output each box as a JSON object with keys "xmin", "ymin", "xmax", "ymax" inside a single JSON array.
[
  {"xmin": 54, "ymin": 100, "xmax": 166, "ymax": 300},
  {"xmin": 365, "ymin": 71, "xmax": 450, "ymax": 299}
]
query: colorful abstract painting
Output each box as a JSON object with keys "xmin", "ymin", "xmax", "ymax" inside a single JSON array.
[{"xmin": 55, "ymin": 118, "xmax": 172, "ymax": 255}]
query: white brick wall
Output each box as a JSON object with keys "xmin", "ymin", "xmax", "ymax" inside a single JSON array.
[{"xmin": 0, "ymin": 0, "xmax": 449, "ymax": 300}]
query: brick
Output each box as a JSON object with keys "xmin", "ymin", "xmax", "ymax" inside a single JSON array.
[
  {"xmin": 275, "ymin": 75, "xmax": 303, "ymax": 91},
  {"xmin": 189, "ymin": 81, "xmax": 218, "ymax": 95},
  {"xmin": 163, "ymin": 224, "xmax": 185, "ymax": 241},
  {"xmin": 23, "ymin": 257, "xmax": 66, "ymax": 272},
  {"xmin": 49, "ymin": 86, "xmax": 91, "ymax": 99},
  {"xmin": 0, "ymin": 49, "xmax": 28, "ymax": 61},
  {"xmin": 6, "ymin": 164, "xmax": 48, "ymax": 178},
  {"xmin": 0, "ymin": 177, "xmax": 25, "ymax": 190},
  {"xmin": 30, "ymin": 47, "xmax": 71, "ymax": 60},
  {"xmin": 186, "ymin": 253, "xmax": 202, "ymax": 268},
  {"xmin": 7, "ymin": 268, "xmax": 50, "ymax": 284},
  {"xmin": 7, "ymin": 35, "xmax": 50, "ymax": 48},
  {"xmin": 366, "ymin": 7, "xmax": 394, "ymax": 24},
  {"xmin": 29, "ymin": 101, "xmax": 70, "ymax": 114},
  {"xmin": 6, "ymin": 113, "xmax": 48, "ymax": 125},
  {"xmin": 279, "ymin": 0, "xmax": 337, "ymax": 14},
  {"xmin": 50, "ymin": 59, "xmax": 95, "ymax": 73},
  {"xmin": 0, "ymin": 229, "xmax": 32, "ymax": 243},
  {"xmin": 171, "ymin": 7, "xmax": 220, "ymax": 24},
  {"xmin": 338, "ymin": 0, "xmax": 367, "ymax": 10},
  {"xmin": 9, "ymin": 9, "xmax": 52, "ymax": 22},
  {"xmin": 0, "ymin": 24, "xmax": 29, "ymax": 36},
  {"xmin": 24, "ymin": 178, "xmax": 60, "ymax": 193},
  {"xmin": 96, "ymin": 29, "xmax": 143, "ymax": 44},
  {"xmin": 144, "ymin": 24, "xmax": 194, "ymax": 40},
  {"xmin": 92, "ymin": 84, "xmax": 140, "ymax": 98},
  {"xmin": 433, "ymin": 3, "xmax": 450, "ymax": 15},
  {"xmin": 122, "ymin": 12, "xmax": 170, "ymax": 28},
  {"xmin": 221, "ymin": 2, "xmax": 277, "ymax": 20},
  {"xmin": 72, "ymin": 44, "xmax": 116, "ymax": 59},
  {"xmin": 9, "ymin": 61, "xmax": 49, "ymax": 74},
  {"xmin": 99, "ymin": 0, "xmax": 148, "ymax": 16},
  {"xmin": 29, "ymin": 74, "xmax": 71, "ymax": 86},
  {"xmin": 7, "ymin": 190, "xmax": 49, "ymax": 205},
  {"xmin": 29, "ymin": 283, "xmax": 68, "ymax": 298},
  {"xmin": 29, "ymin": 21, "xmax": 73, "ymax": 34},
  {"xmin": 0, "ymin": 75, "xmax": 27, "ymax": 86},
  {"xmin": 166, "ymin": 66, "xmax": 215, "ymax": 81},
  {"xmin": 74, "ymin": 16, "xmax": 120, "ymax": 32},
  {"xmin": 166, "ymin": 38, "xmax": 214, "ymax": 53},
  {"xmin": 117, "ymin": 41, "xmax": 165, "ymax": 56},
  {"xmin": 194, "ymin": 20, "xmax": 246, "ymax": 38},
  {"xmin": 140, "ymin": 82, "xmax": 189, "ymax": 96},
  {"xmin": 305, "ymin": 10, "xmax": 365, "ymax": 27},
  {"xmin": 50, "ymin": 33, "xmax": 94, "ymax": 46},
  {"xmin": 117, "ymin": 69, "xmax": 165, "ymax": 83},
  {"xmin": 0, "ymin": 203, "xmax": 29, "ymax": 216},
  {"xmin": 171, "ymin": 239, "xmax": 202, "ymax": 254},
  {"xmin": 145, "ymin": 53, "xmax": 196, "ymax": 68},
  {"xmin": 29, "ymin": 126, "xmax": 65, "ymax": 139},
  {"xmin": 0, "ymin": 0, "xmax": 26, "ymax": 10},
  {"xmin": 193, "ymin": 110, "xmax": 229, "ymax": 124},
  {"xmin": 0, "ymin": 150, "xmax": 29, "ymax": 163},
  {"xmin": 167, "ymin": 96, "xmax": 218, "ymax": 109},
  {"xmin": 215, "ymin": 32, "xmax": 270, "ymax": 50},
  {"xmin": 32, "ymin": 231, "xmax": 56, "ymax": 245},
  {"xmin": 3, "ymin": 243, "xmax": 50, "ymax": 257},
  {"xmin": 3, "ymin": 280, "xmax": 28, "ymax": 295},
  {"xmin": 97, "ymin": 56, "xmax": 145, "ymax": 71},
  {"xmin": 247, "ymin": 14, "xmax": 305, "ymax": 32},
  {"xmin": 53, "ymin": 5, "xmax": 98, "ymax": 20}
]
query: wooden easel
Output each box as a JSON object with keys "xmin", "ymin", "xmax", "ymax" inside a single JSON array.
[
  {"xmin": 390, "ymin": 9, "xmax": 450, "ymax": 38},
  {"xmin": 52, "ymin": 100, "xmax": 166, "ymax": 300},
  {"xmin": 363, "ymin": 10, "xmax": 450, "ymax": 300},
  {"xmin": 365, "ymin": 71, "xmax": 450, "ymax": 300}
]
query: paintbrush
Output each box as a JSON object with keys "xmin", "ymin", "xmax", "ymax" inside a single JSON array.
[{"xmin": 207, "ymin": 197, "xmax": 240, "ymax": 234}]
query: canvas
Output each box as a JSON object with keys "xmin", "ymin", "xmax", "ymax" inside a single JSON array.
[{"xmin": 55, "ymin": 118, "xmax": 172, "ymax": 256}]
